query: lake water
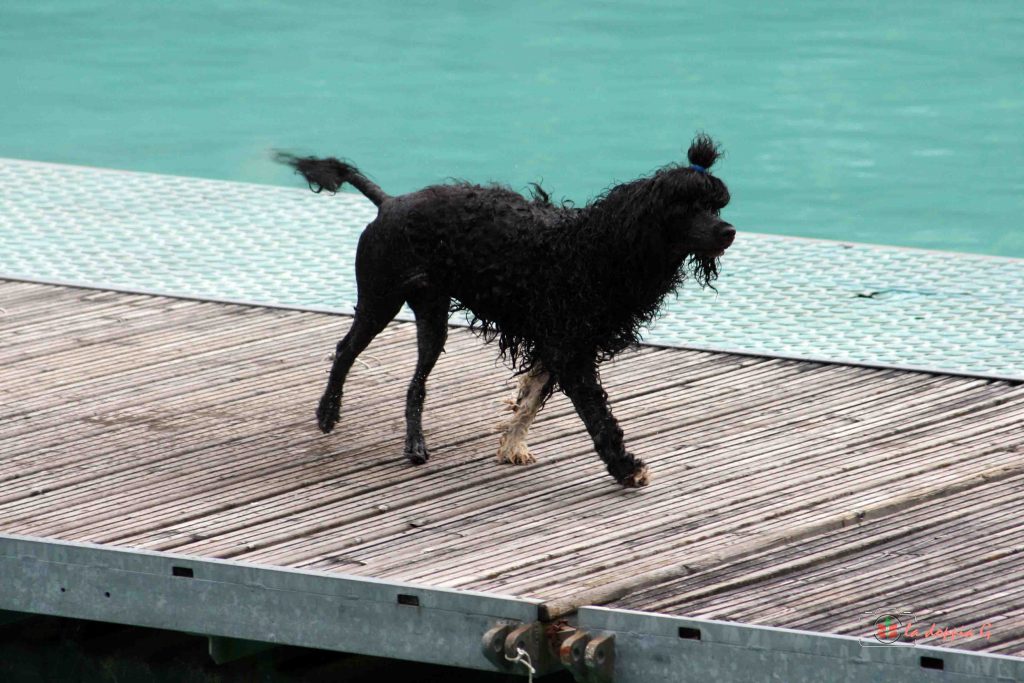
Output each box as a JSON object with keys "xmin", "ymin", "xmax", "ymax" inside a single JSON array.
[{"xmin": 1, "ymin": 1, "xmax": 1021, "ymax": 256}]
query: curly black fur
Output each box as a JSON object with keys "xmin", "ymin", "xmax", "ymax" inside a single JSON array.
[{"xmin": 278, "ymin": 134, "xmax": 735, "ymax": 487}]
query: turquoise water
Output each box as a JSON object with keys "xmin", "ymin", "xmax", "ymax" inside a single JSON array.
[{"xmin": 1, "ymin": 1, "xmax": 1021, "ymax": 256}]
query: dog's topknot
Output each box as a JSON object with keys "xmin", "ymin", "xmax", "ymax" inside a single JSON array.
[{"xmin": 687, "ymin": 134, "xmax": 722, "ymax": 171}]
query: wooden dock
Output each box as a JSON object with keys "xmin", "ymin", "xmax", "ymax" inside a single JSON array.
[{"xmin": 2, "ymin": 278, "xmax": 1024, "ymax": 661}]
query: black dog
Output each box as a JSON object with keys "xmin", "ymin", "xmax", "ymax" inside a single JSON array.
[{"xmin": 278, "ymin": 135, "xmax": 734, "ymax": 487}]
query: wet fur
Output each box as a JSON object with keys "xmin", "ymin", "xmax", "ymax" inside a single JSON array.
[
  {"xmin": 277, "ymin": 135, "xmax": 734, "ymax": 487},
  {"xmin": 496, "ymin": 367, "xmax": 552, "ymax": 465}
]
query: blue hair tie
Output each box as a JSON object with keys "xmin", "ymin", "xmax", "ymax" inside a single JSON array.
[{"xmin": 689, "ymin": 164, "xmax": 707, "ymax": 174}]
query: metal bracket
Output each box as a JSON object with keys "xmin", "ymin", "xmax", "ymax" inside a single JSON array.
[
  {"xmin": 560, "ymin": 629, "xmax": 615, "ymax": 683},
  {"xmin": 505, "ymin": 622, "xmax": 555, "ymax": 673},
  {"xmin": 585, "ymin": 633, "xmax": 615, "ymax": 683},
  {"xmin": 560, "ymin": 629, "xmax": 592, "ymax": 680},
  {"xmin": 484, "ymin": 621, "xmax": 576, "ymax": 677},
  {"xmin": 482, "ymin": 623, "xmax": 514, "ymax": 669}
]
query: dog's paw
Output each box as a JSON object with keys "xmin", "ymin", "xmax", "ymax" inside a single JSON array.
[
  {"xmin": 616, "ymin": 462, "xmax": 651, "ymax": 488},
  {"xmin": 316, "ymin": 393, "xmax": 341, "ymax": 433},
  {"xmin": 496, "ymin": 435, "xmax": 536, "ymax": 466},
  {"xmin": 405, "ymin": 440, "xmax": 430, "ymax": 465}
]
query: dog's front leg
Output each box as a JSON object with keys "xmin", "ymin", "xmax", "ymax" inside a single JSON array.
[{"xmin": 561, "ymin": 368, "xmax": 650, "ymax": 487}]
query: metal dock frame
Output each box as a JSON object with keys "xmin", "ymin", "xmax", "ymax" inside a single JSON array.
[
  {"xmin": 572, "ymin": 607, "xmax": 1024, "ymax": 683},
  {"xmin": 0, "ymin": 534, "xmax": 545, "ymax": 674},
  {"xmin": 4, "ymin": 534, "xmax": 1024, "ymax": 681}
]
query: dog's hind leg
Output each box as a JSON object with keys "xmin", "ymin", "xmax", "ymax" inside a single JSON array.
[
  {"xmin": 403, "ymin": 293, "xmax": 450, "ymax": 465},
  {"xmin": 560, "ymin": 366, "xmax": 650, "ymax": 488},
  {"xmin": 317, "ymin": 295, "xmax": 402, "ymax": 434},
  {"xmin": 496, "ymin": 365, "xmax": 552, "ymax": 465}
]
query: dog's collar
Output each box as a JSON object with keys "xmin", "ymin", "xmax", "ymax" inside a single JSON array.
[{"xmin": 689, "ymin": 164, "xmax": 707, "ymax": 174}]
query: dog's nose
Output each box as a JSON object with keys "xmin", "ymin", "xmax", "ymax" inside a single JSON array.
[{"xmin": 719, "ymin": 224, "xmax": 736, "ymax": 248}]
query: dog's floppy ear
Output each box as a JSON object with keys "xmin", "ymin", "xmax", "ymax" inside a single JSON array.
[{"xmin": 687, "ymin": 133, "xmax": 722, "ymax": 172}]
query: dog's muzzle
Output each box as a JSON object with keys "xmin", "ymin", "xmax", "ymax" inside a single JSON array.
[
  {"xmin": 718, "ymin": 223, "xmax": 736, "ymax": 247},
  {"xmin": 716, "ymin": 222, "xmax": 736, "ymax": 254}
]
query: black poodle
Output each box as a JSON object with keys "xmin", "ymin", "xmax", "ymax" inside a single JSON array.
[{"xmin": 277, "ymin": 135, "xmax": 734, "ymax": 487}]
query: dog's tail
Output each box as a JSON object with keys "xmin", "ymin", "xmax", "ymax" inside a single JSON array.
[{"xmin": 274, "ymin": 152, "xmax": 390, "ymax": 207}]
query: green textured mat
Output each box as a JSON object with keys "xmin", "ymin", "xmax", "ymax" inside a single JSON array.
[{"xmin": 1, "ymin": 159, "xmax": 1021, "ymax": 380}]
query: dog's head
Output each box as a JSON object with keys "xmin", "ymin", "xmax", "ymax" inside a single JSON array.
[
  {"xmin": 645, "ymin": 135, "xmax": 735, "ymax": 285},
  {"xmin": 583, "ymin": 134, "xmax": 735, "ymax": 287},
  {"xmin": 660, "ymin": 134, "xmax": 735, "ymax": 256}
]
